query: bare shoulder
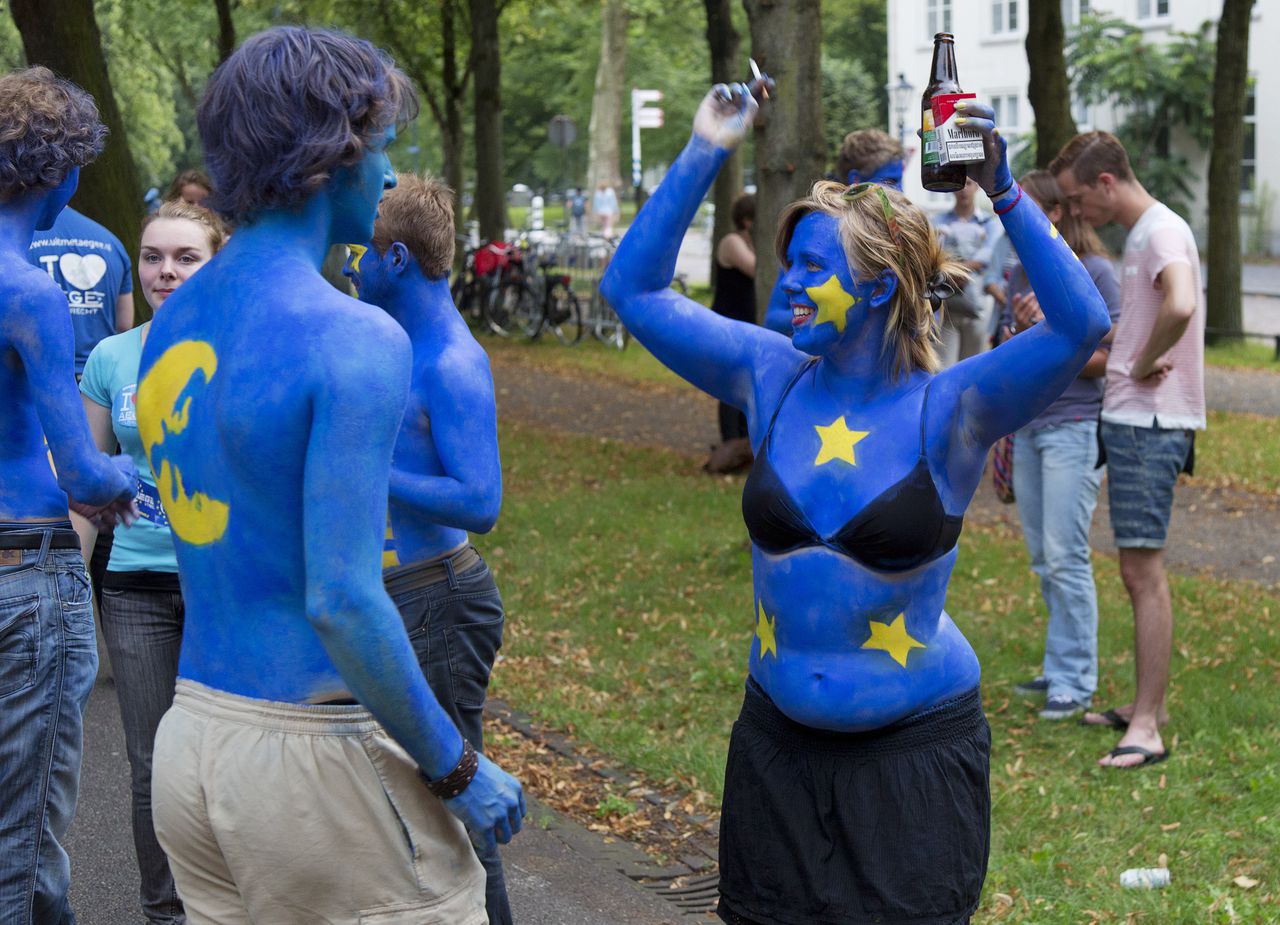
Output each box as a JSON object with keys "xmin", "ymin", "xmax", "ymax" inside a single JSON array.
[
  {"xmin": 0, "ymin": 263, "xmax": 70, "ymax": 343},
  {"xmin": 303, "ymin": 291, "xmax": 411, "ymax": 398}
]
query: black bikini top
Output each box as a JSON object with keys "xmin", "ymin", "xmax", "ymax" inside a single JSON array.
[{"xmin": 742, "ymin": 362, "xmax": 963, "ymax": 572}]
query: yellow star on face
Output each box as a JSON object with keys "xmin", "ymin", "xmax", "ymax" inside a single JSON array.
[
  {"xmin": 805, "ymin": 274, "xmax": 858, "ymax": 333},
  {"xmin": 755, "ymin": 600, "xmax": 777, "ymax": 661},
  {"xmin": 861, "ymin": 614, "xmax": 926, "ymax": 668},
  {"xmin": 813, "ymin": 416, "xmax": 870, "ymax": 467}
]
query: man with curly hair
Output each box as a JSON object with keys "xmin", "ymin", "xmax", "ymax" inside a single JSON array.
[
  {"xmin": 0, "ymin": 65, "xmax": 139, "ymax": 924},
  {"xmin": 136, "ymin": 28, "xmax": 523, "ymax": 923}
]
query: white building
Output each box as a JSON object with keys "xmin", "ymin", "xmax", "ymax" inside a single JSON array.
[{"xmin": 886, "ymin": 0, "xmax": 1278, "ymax": 253}]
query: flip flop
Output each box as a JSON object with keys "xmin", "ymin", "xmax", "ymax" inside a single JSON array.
[
  {"xmin": 1103, "ymin": 744, "xmax": 1170, "ymax": 769},
  {"xmin": 1079, "ymin": 708, "xmax": 1129, "ymax": 730}
]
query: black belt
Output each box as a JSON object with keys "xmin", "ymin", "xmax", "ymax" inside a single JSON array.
[
  {"xmin": 0, "ymin": 529, "xmax": 80, "ymax": 551},
  {"xmin": 383, "ymin": 544, "xmax": 482, "ymax": 598}
]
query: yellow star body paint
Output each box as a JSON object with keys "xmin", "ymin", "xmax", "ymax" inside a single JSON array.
[
  {"xmin": 861, "ymin": 614, "xmax": 926, "ymax": 668},
  {"xmin": 136, "ymin": 340, "xmax": 230, "ymax": 545},
  {"xmin": 755, "ymin": 600, "xmax": 778, "ymax": 660},
  {"xmin": 805, "ymin": 275, "xmax": 857, "ymax": 333},
  {"xmin": 813, "ymin": 416, "xmax": 870, "ymax": 467}
]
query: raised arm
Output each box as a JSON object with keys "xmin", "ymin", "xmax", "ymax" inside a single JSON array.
[
  {"xmin": 302, "ymin": 311, "xmax": 522, "ymax": 850},
  {"xmin": 934, "ymin": 103, "xmax": 1111, "ymax": 453},
  {"xmin": 8, "ymin": 281, "xmax": 136, "ymax": 509},
  {"xmin": 601, "ymin": 81, "xmax": 793, "ymax": 408}
]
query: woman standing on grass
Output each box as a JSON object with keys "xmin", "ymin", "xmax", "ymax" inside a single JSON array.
[
  {"xmin": 601, "ymin": 80, "xmax": 1111, "ymax": 925},
  {"xmin": 79, "ymin": 200, "xmax": 225, "ymax": 925}
]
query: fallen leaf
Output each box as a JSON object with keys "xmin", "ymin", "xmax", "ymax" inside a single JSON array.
[
  {"xmin": 1234, "ymin": 875, "xmax": 1259, "ymax": 889},
  {"xmin": 1160, "ymin": 822, "xmax": 1181, "ymax": 832}
]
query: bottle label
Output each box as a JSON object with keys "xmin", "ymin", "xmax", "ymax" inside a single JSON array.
[
  {"xmin": 922, "ymin": 109, "xmax": 939, "ymax": 167},
  {"xmin": 931, "ymin": 93, "xmax": 985, "ymax": 165}
]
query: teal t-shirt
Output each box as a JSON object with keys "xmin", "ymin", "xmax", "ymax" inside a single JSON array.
[{"xmin": 80, "ymin": 325, "xmax": 178, "ymax": 573}]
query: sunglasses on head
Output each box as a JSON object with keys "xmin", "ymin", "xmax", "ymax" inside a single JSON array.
[{"xmin": 841, "ymin": 182, "xmax": 902, "ymax": 247}]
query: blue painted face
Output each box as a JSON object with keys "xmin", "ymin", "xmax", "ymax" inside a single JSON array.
[
  {"xmin": 846, "ymin": 159, "xmax": 904, "ymax": 190},
  {"xmin": 35, "ymin": 167, "xmax": 80, "ymax": 231},
  {"xmin": 329, "ymin": 125, "xmax": 398, "ymax": 244},
  {"xmin": 781, "ymin": 212, "xmax": 875, "ymax": 356}
]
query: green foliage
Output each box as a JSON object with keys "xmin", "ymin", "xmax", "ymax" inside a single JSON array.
[
  {"xmin": 824, "ymin": 0, "xmax": 887, "ymax": 127},
  {"xmin": 820, "ymin": 55, "xmax": 878, "ymax": 162},
  {"xmin": 595, "ymin": 791, "xmax": 638, "ymax": 818},
  {"xmin": 1066, "ymin": 15, "xmax": 1216, "ymax": 217}
]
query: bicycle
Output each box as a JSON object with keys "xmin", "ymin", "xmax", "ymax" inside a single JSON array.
[
  {"xmin": 490, "ymin": 258, "xmax": 583, "ymax": 345},
  {"xmin": 452, "ymin": 239, "xmax": 526, "ymax": 336}
]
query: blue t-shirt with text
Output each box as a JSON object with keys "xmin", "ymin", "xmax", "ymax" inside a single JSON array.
[{"xmin": 28, "ymin": 207, "xmax": 133, "ymax": 375}]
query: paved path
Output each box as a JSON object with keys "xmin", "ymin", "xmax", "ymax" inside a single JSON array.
[
  {"xmin": 67, "ymin": 673, "xmax": 688, "ymax": 924},
  {"xmin": 489, "ymin": 353, "xmax": 1280, "ymax": 587}
]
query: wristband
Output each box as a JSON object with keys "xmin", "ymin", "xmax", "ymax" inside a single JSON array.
[
  {"xmin": 992, "ymin": 183, "xmax": 1021, "ymax": 216},
  {"xmin": 422, "ymin": 739, "xmax": 478, "ymax": 800}
]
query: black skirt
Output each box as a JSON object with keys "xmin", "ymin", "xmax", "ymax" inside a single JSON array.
[{"xmin": 717, "ymin": 680, "xmax": 991, "ymax": 925}]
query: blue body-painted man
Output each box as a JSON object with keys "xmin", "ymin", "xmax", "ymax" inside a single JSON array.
[
  {"xmin": 343, "ymin": 173, "xmax": 514, "ymax": 925},
  {"xmin": 602, "ymin": 80, "xmax": 1111, "ymax": 925},
  {"xmin": 762, "ymin": 129, "xmax": 906, "ymax": 334},
  {"xmin": 0, "ymin": 66, "xmax": 138, "ymax": 925},
  {"xmin": 135, "ymin": 29, "xmax": 522, "ymax": 924}
]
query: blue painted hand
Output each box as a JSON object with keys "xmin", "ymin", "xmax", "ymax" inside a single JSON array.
[{"xmin": 952, "ymin": 99, "xmax": 1013, "ymax": 197}]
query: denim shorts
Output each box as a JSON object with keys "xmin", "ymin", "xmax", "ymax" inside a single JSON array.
[{"xmin": 1100, "ymin": 422, "xmax": 1193, "ymax": 549}]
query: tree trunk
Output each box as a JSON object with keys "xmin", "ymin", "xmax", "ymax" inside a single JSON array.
[
  {"xmin": 587, "ymin": 0, "xmax": 627, "ymax": 198},
  {"xmin": 215, "ymin": 0, "xmax": 236, "ymax": 65},
  {"xmin": 470, "ymin": 0, "xmax": 506, "ymax": 243},
  {"xmin": 11, "ymin": 0, "xmax": 145, "ymax": 323},
  {"xmin": 1206, "ymin": 0, "xmax": 1255, "ymax": 340},
  {"xmin": 742, "ymin": 0, "xmax": 823, "ymax": 323},
  {"xmin": 705, "ymin": 0, "xmax": 741, "ymax": 291},
  {"xmin": 1025, "ymin": 0, "xmax": 1077, "ymax": 168},
  {"xmin": 440, "ymin": 0, "xmax": 467, "ymax": 233}
]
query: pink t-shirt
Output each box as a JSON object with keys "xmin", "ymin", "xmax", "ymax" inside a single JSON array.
[{"xmin": 1101, "ymin": 202, "xmax": 1205, "ymax": 430}]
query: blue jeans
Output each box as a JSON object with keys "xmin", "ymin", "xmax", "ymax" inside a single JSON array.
[
  {"xmin": 0, "ymin": 530, "xmax": 98, "ymax": 925},
  {"xmin": 1012, "ymin": 421, "xmax": 1103, "ymax": 703},
  {"xmin": 98, "ymin": 582, "xmax": 186, "ymax": 924},
  {"xmin": 389, "ymin": 551, "xmax": 509, "ymax": 925}
]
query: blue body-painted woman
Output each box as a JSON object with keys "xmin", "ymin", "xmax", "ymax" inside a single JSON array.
[
  {"xmin": 134, "ymin": 29, "xmax": 520, "ymax": 924},
  {"xmin": 601, "ymin": 82, "xmax": 1111, "ymax": 925}
]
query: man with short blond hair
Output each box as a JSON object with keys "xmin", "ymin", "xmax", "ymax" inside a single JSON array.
[{"xmin": 1051, "ymin": 130, "xmax": 1204, "ymax": 770}]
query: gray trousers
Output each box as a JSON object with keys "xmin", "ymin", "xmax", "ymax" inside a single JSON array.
[{"xmin": 98, "ymin": 582, "xmax": 186, "ymax": 925}]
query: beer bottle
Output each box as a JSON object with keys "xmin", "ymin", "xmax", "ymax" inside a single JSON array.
[{"xmin": 921, "ymin": 33, "xmax": 968, "ymax": 193}]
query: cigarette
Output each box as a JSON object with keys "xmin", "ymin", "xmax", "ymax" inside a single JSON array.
[{"xmin": 749, "ymin": 58, "xmax": 768, "ymax": 100}]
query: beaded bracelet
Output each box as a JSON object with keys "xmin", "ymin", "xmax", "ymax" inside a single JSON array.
[{"xmin": 423, "ymin": 739, "xmax": 479, "ymax": 800}]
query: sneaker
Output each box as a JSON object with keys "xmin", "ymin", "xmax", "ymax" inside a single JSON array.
[
  {"xmin": 1039, "ymin": 695, "xmax": 1089, "ymax": 720},
  {"xmin": 1013, "ymin": 676, "xmax": 1049, "ymax": 697}
]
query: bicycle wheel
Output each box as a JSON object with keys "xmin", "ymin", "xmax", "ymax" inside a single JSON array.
[
  {"xmin": 513, "ymin": 277, "xmax": 544, "ymax": 339},
  {"xmin": 547, "ymin": 286, "xmax": 584, "ymax": 346},
  {"xmin": 591, "ymin": 292, "xmax": 628, "ymax": 350},
  {"xmin": 484, "ymin": 281, "xmax": 523, "ymax": 337}
]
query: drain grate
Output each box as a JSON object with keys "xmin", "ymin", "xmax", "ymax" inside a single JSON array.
[{"xmin": 634, "ymin": 871, "xmax": 721, "ymax": 917}]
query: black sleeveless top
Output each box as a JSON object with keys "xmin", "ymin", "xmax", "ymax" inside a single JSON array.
[
  {"xmin": 710, "ymin": 248, "xmax": 756, "ymax": 325},
  {"xmin": 742, "ymin": 362, "xmax": 963, "ymax": 572}
]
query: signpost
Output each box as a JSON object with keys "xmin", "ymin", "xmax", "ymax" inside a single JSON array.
[{"xmin": 631, "ymin": 89, "xmax": 663, "ymax": 196}]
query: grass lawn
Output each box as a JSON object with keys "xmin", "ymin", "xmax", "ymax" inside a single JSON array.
[
  {"xmin": 485, "ymin": 336, "xmax": 1280, "ymax": 497},
  {"xmin": 486, "ymin": 420, "xmax": 1278, "ymax": 924},
  {"xmin": 1204, "ymin": 337, "xmax": 1280, "ymax": 371}
]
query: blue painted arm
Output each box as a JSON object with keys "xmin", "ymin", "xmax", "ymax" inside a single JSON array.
[
  {"xmin": 389, "ymin": 306, "xmax": 501, "ymax": 533},
  {"xmin": 763, "ymin": 271, "xmax": 794, "ymax": 334},
  {"xmin": 938, "ymin": 193, "xmax": 1111, "ymax": 449},
  {"xmin": 301, "ymin": 312, "xmax": 521, "ymax": 845},
  {"xmin": 15, "ymin": 281, "xmax": 135, "ymax": 506},
  {"xmin": 601, "ymin": 83, "xmax": 793, "ymax": 411}
]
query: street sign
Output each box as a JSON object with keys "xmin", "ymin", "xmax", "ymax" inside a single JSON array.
[
  {"xmin": 548, "ymin": 114, "xmax": 577, "ymax": 149},
  {"xmin": 631, "ymin": 89, "xmax": 664, "ymax": 189}
]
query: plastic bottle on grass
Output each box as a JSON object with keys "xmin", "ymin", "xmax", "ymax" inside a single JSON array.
[{"xmin": 1120, "ymin": 868, "xmax": 1170, "ymax": 889}]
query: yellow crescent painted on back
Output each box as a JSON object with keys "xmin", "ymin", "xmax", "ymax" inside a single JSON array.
[{"xmin": 136, "ymin": 340, "xmax": 230, "ymax": 545}]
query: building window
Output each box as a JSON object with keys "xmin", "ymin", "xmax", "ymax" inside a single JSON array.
[
  {"xmin": 1071, "ymin": 95, "xmax": 1091, "ymax": 129},
  {"xmin": 990, "ymin": 94, "xmax": 1021, "ymax": 132},
  {"xmin": 927, "ymin": 0, "xmax": 952, "ymax": 37},
  {"xmin": 1061, "ymin": 0, "xmax": 1090, "ymax": 25},
  {"xmin": 1242, "ymin": 81, "xmax": 1256, "ymax": 199},
  {"xmin": 1138, "ymin": 0, "xmax": 1170, "ymax": 19},
  {"xmin": 991, "ymin": 0, "xmax": 1018, "ymax": 34}
]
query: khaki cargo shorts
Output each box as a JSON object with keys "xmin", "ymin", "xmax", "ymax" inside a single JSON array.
[{"xmin": 153, "ymin": 679, "xmax": 487, "ymax": 925}]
